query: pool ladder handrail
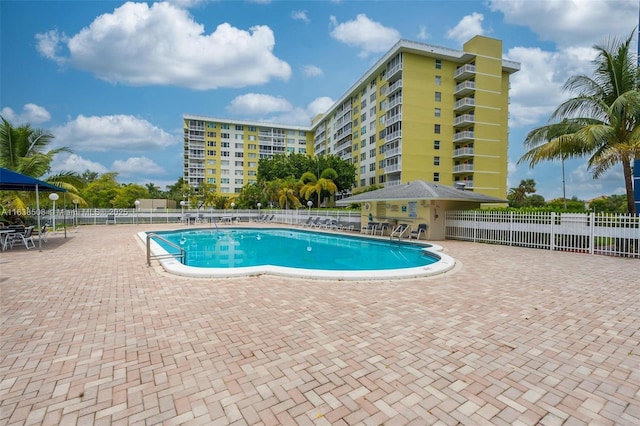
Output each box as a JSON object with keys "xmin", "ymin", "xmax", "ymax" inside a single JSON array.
[{"xmin": 146, "ymin": 232, "xmax": 186, "ymax": 266}]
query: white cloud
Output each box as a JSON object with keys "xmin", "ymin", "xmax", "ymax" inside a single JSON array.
[
  {"xmin": 227, "ymin": 94, "xmax": 292, "ymax": 116},
  {"xmin": 1, "ymin": 104, "xmax": 51, "ymax": 124},
  {"xmin": 417, "ymin": 25, "xmax": 429, "ymax": 41},
  {"xmin": 112, "ymin": 157, "xmax": 166, "ymax": 177},
  {"xmin": 329, "ymin": 14, "xmax": 400, "ymax": 58},
  {"xmin": 446, "ymin": 13, "xmax": 485, "ymax": 45},
  {"xmin": 489, "ymin": 0, "xmax": 638, "ymax": 48},
  {"xmin": 291, "ymin": 10, "xmax": 310, "ymax": 23},
  {"xmin": 506, "ymin": 45, "xmax": 598, "ymax": 128},
  {"xmin": 53, "ymin": 115, "xmax": 177, "ymax": 152},
  {"xmin": 51, "ymin": 153, "xmax": 109, "ymax": 175},
  {"xmin": 307, "ymin": 97, "xmax": 334, "ymax": 117},
  {"xmin": 35, "ymin": 2, "xmax": 291, "ymax": 90},
  {"xmin": 302, "ymin": 65, "xmax": 323, "ymax": 77}
]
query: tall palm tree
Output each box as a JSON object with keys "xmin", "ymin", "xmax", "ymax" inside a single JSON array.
[
  {"xmin": 276, "ymin": 177, "xmax": 301, "ymax": 209},
  {"xmin": 518, "ymin": 31, "xmax": 640, "ymax": 214},
  {"xmin": 0, "ymin": 115, "xmax": 83, "ymax": 211},
  {"xmin": 300, "ymin": 168, "xmax": 338, "ymax": 208}
]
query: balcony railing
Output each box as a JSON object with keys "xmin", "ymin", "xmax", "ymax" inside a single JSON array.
[
  {"xmin": 387, "ymin": 79, "xmax": 403, "ymax": 95},
  {"xmin": 388, "ymin": 95, "xmax": 403, "ymax": 109},
  {"xmin": 384, "ymin": 129, "xmax": 402, "ymax": 143},
  {"xmin": 385, "ymin": 163, "xmax": 401, "ymax": 173},
  {"xmin": 454, "ymin": 81, "xmax": 476, "ymax": 95},
  {"xmin": 384, "ymin": 146, "xmax": 401, "ymax": 158},
  {"xmin": 453, "ymin": 147, "xmax": 475, "ymax": 157},
  {"xmin": 386, "ymin": 112, "xmax": 402, "ymax": 126},
  {"xmin": 453, "ymin": 131, "xmax": 475, "ymax": 142},
  {"xmin": 453, "ymin": 164, "xmax": 474, "ymax": 173},
  {"xmin": 454, "ymin": 97, "xmax": 475, "ymax": 112},
  {"xmin": 454, "ymin": 114, "xmax": 475, "ymax": 127},
  {"xmin": 454, "ymin": 64, "xmax": 476, "ymax": 80}
]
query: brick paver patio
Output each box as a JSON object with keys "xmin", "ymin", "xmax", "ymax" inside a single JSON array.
[{"xmin": 1, "ymin": 224, "xmax": 639, "ymax": 425}]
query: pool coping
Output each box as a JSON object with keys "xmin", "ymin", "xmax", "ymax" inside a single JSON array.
[{"xmin": 137, "ymin": 227, "xmax": 456, "ymax": 280}]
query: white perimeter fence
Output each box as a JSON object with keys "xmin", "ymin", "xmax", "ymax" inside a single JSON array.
[
  {"xmin": 445, "ymin": 211, "xmax": 640, "ymax": 258},
  {"xmin": 39, "ymin": 208, "xmax": 362, "ymax": 228}
]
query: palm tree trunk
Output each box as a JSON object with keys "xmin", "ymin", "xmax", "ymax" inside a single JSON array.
[{"xmin": 622, "ymin": 159, "xmax": 636, "ymax": 215}]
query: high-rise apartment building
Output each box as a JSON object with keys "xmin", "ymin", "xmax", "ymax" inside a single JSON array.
[
  {"xmin": 184, "ymin": 35, "xmax": 519, "ymax": 198},
  {"xmin": 182, "ymin": 116, "xmax": 313, "ymax": 193}
]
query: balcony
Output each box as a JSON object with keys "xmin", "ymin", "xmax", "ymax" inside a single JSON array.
[
  {"xmin": 454, "ymin": 80, "xmax": 476, "ymax": 96},
  {"xmin": 454, "ymin": 64, "xmax": 476, "ymax": 80},
  {"xmin": 388, "ymin": 95, "xmax": 402, "ymax": 109},
  {"xmin": 454, "ymin": 97, "xmax": 475, "ymax": 112},
  {"xmin": 454, "ymin": 114, "xmax": 475, "ymax": 127},
  {"xmin": 384, "ymin": 145, "xmax": 401, "ymax": 159},
  {"xmin": 387, "ymin": 79, "xmax": 403, "ymax": 95},
  {"xmin": 386, "ymin": 112, "xmax": 402, "ymax": 126},
  {"xmin": 387, "ymin": 62, "xmax": 403, "ymax": 82},
  {"xmin": 384, "ymin": 163, "xmax": 401, "ymax": 173},
  {"xmin": 453, "ymin": 164, "xmax": 474, "ymax": 173},
  {"xmin": 453, "ymin": 131, "xmax": 474, "ymax": 143},
  {"xmin": 453, "ymin": 147, "xmax": 475, "ymax": 158},
  {"xmin": 384, "ymin": 129, "xmax": 402, "ymax": 143}
]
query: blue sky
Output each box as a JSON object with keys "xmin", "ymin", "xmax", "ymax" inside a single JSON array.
[{"xmin": 1, "ymin": 0, "xmax": 638, "ymax": 201}]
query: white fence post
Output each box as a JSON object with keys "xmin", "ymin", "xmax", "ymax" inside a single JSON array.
[{"xmin": 550, "ymin": 212, "xmax": 556, "ymax": 251}]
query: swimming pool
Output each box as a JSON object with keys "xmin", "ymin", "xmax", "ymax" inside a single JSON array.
[{"xmin": 141, "ymin": 227, "xmax": 455, "ymax": 280}]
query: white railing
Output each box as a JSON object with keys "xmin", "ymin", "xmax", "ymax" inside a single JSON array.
[
  {"xmin": 32, "ymin": 208, "xmax": 363, "ymax": 228},
  {"xmin": 445, "ymin": 211, "xmax": 640, "ymax": 258}
]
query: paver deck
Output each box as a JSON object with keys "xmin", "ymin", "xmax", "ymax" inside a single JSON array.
[{"xmin": 1, "ymin": 223, "xmax": 639, "ymax": 425}]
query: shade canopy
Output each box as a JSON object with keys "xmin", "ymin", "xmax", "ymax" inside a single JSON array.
[{"xmin": 0, "ymin": 168, "xmax": 66, "ymax": 192}]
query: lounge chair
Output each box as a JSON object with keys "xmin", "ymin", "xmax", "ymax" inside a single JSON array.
[
  {"xmin": 390, "ymin": 223, "xmax": 411, "ymax": 239},
  {"xmin": 376, "ymin": 223, "xmax": 390, "ymax": 236},
  {"xmin": 338, "ymin": 221, "xmax": 355, "ymax": 231},
  {"xmin": 34, "ymin": 223, "xmax": 50, "ymax": 243},
  {"xmin": 6, "ymin": 226, "xmax": 36, "ymax": 250},
  {"xmin": 409, "ymin": 223, "xmax": 428, "ymax": 240},
  {"xmin": 106, "ymin": 214, "xmax": 116, "ymax": 224},
  {"xmin": 301, "ymin": 216, "xmax": 315, "ymax": 227}
]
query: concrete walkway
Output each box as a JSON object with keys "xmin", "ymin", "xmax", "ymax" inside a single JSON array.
[{"xmin": 1, "ymin": 224, "xmax": 639, "ymax": 425}]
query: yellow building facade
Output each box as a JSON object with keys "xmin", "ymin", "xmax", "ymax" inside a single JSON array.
[{"xmin": 184, "ymin": 35, "xmax": 519, "ymax": 198}]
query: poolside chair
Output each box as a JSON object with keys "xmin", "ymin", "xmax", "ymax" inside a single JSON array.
[
  {"xmin": 390, "ymin": 223, "xmax": 411, "ymax": 239},
  {"xmin": 6, "ymin": 226, "xmax": 36, "ymax": 250},
  {"xmin": 106, "ymin": 214, "xmax": 116, "ymax": 225},
  {"xmin": 409, "ymin": 223, "xmax": 428, "ymax": 240},
  {"xmin": 376, "ymin": 222, "xmax": 390, "ymax": 236},
  {"xmin": 35, "ymin": 223, "xmax": 50, "ymax": 243},
  {"xmin": 301, "ymin": 216, "xmax": 315, "ymax": 227}
]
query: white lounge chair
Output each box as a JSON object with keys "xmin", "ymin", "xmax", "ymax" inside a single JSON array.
[{"xmin": 409, "ymin": 223, "xmax": 428, "ymax": 240}]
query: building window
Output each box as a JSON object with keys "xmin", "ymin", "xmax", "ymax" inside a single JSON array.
[
  {"xmin": 235, "ymin": 125, "xmax": 244, "ymax": 131},
  {"xmin": 221, "ymin": 133, "xmax": 230, "ymax": 139},
  {"xmin": 207, "ymin": 122, "xmax": 217, "ymax": 128},
  {"xmin": 221, "ymin": 124, "xmax": 230, "ymax": 129},
  {"xmin": 369, "ymin": 148, "xmax": 376, "ymax": 157},
  {"xmin": 435, "ymin": 59, "xmax": 442, "ymax": 69},
  {"xmin": 435, "ymin": 75, "xmax": 442, "ymax": 86},
  {"xmin": 207, "ymin": 141, "xmax": 216, "ymax": 147},
  {"xmin": 248, "ymin": 126, "xmax": 256, "ymax": 132},
  {"xmin": 434, "ymin": 124, "xmax": 441, "ymax": 134},
  {"xmin": 434, "ymin": 140, "xmax": 440, "ymax": 150},
  {"xmin": 435, "ymin": 92, "xmax": 441, "ymax": 102},
  {"xmin": 434, "ymin": 172, "xmax": 440, "ymax": 182},
  {"xmin": 434, "ymin": 156, "xmax": 440, "ymax": 166},
  {"xmin": 369, "ymin": 163, "xmax": 376, "ymax": 172},
  {"xmin": 434, "ymin": 108, "xmax": 441, "ymax": 117}
]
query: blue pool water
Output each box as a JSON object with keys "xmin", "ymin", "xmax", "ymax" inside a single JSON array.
[{"xmin": 151, "ymin": 228, "xmax": 439, "ymax": 271}]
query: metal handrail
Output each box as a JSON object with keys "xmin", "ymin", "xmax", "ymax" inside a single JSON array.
[{"xmin": 146, "ymin": 232, "xmax": 186, "ymax": 266}]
